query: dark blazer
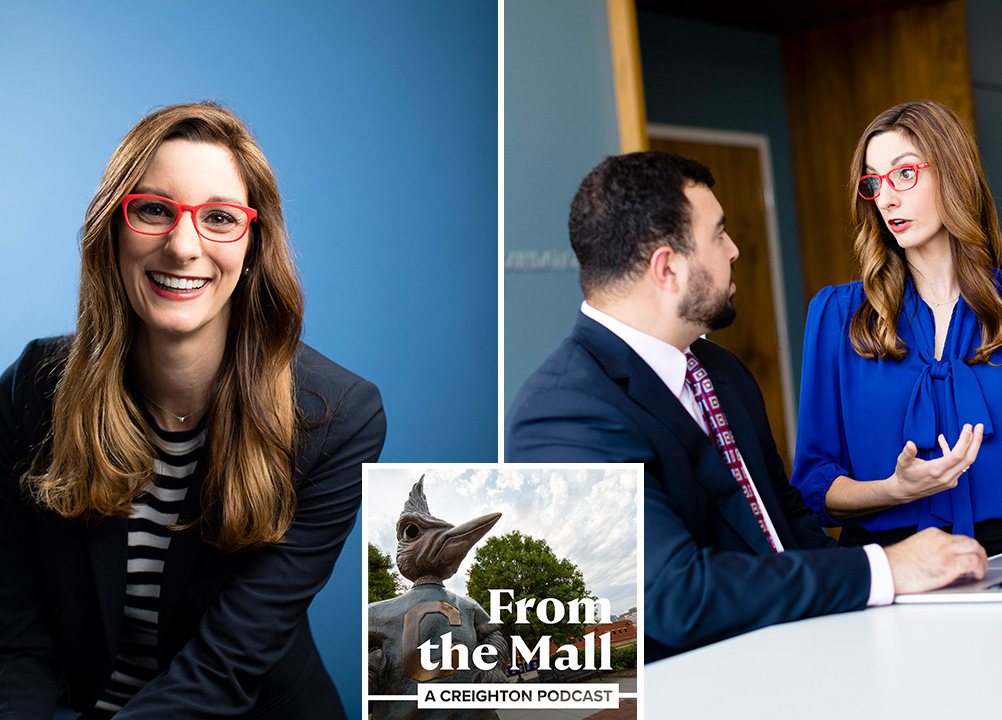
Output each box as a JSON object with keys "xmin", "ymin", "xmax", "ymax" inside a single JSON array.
[
  {"xmin": 505, "ymin": 313, "xmax": 871, "ymax": 663},
  {"xmin": 0, "ymin": 337, "xmax": 386, "ymax": 719}
]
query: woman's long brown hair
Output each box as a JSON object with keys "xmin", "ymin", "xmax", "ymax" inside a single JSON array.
[
  {"xmin": 848, "ymin": 100, "xmax": 1002, "ymax": 363},
  {"xmin": 26, "ymin": 102, "xmax": 304, "ymax": 552}
]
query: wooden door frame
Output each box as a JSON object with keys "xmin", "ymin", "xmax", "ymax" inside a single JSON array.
[
  {"xmin": 607, "ymin": 0, "xmax": 648, "ymax": 152},
  {"xmin": 648, "ymin": 123, "xmax": 796, "ymax": 459}
]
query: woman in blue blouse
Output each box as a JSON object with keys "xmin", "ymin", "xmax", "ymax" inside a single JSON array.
[{"xmin": 791, "ymin": 100, "xmax": 1002, "ymax": 553}]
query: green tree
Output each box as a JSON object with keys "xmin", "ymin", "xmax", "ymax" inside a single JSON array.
[
  {"xmin": 611, "ymin": 643, "xmax": 637, "ymax": 671},
  {"xmin": 368, "ymin": 542, "xmax": 403, "ymax": 602},
  {"xmin": 592, "ymin": 640, "xmax": 637, "ymax": 671},
  {"xmin": 466, "ymin": 531, "xmax": 595, "ymax": 651}
]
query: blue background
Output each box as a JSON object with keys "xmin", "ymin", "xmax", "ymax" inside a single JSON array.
[{"xmin": 0, "ymin": 0, "xmax": 497, "ymax": 714}]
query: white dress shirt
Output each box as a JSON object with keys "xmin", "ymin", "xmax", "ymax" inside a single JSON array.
[{"xmin": 580, "ymin": 301, "xmax": 894, "ymax": 606}]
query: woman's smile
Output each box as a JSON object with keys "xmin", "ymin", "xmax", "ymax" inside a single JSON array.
[{"xmin": 146, "ymin": 271, "xmax": 211, "ymax": 298}]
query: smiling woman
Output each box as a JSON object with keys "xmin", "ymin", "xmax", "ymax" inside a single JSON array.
[
  {"xmin": 0, "ymin": 102, "xmax": 386, "ymax": 718},
  {"xmin": 119, "ymin": 142, "xmax": 253, "ymax": 346}
]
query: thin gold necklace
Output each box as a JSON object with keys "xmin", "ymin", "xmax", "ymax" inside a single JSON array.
[
  {"xmin": 143, "ymin": 395, "xmax": 206, "ymax": 424},
  {"xmin": 922, "ymin": 293, "xmax": 960, "ymax": 308}
]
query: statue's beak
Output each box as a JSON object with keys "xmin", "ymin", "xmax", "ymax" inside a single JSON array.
[
  {"xmin": 444, "ymin": 512, "xmax": 502, "ymax": 547},
  {"xmin": 431, "ymin": 512, "xmax": 502, "ymax": 578}
]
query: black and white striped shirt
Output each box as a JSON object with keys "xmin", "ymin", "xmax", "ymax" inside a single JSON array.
[{"xmin": 93, "ymin": 423, "xmax": 205, "ymax": 714}]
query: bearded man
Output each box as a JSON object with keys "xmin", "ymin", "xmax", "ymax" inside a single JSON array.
[{"xmin": 504, "ymin": 151, "xmax": 986, "ymax": 663}]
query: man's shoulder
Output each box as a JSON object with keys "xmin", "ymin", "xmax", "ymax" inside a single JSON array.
[
  {"xmin": 506, "ymin": 322, "xmax": 629, "ymax": 429},
  {"xmin": 515, "ymin": 334, "xmax": 607, "ymax": 392},
  {"xmin": 514, "ymin": 311, "xmax": 637, "ymax": 391},
  {"xmin": 504, "ymin": 322, "xmax": 655, "ymax": 463}
]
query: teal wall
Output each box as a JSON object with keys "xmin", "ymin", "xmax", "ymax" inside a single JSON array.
[
  {"xmin": 503, "ymin": 0, "xmax": 621, "ymax": 408},
  {"xmin": 637, "ymin": 11, "xmax": 806, "ymax": 396}
]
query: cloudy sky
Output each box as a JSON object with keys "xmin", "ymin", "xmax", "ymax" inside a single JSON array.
[{"xmin": 364, "ymin": 465, "xmax": 639, "ymax": 615}]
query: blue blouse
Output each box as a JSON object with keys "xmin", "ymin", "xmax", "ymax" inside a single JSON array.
[{"xmin": 791, "ymin": 277, "xmax": 1002, "ymax": 537}]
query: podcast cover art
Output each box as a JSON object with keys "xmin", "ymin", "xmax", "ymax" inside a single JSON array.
[{"xmin": 363, "ymin": 464, "xmax": 641, "ymax": 720}]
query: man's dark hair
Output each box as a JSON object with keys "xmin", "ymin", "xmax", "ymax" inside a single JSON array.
[{"xmin": 569, "ymin": 151, "xmax": 714, "ymax": 297}]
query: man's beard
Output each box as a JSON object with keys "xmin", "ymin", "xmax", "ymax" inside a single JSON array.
[{"xmin": 677, "ymin": 262, "xmax": 736, "ymax": 332}]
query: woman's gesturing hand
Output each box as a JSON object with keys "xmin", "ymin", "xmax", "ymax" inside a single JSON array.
[{"xmin": 888, "ymin": 423, "xmax": 984, "ymax": 502}]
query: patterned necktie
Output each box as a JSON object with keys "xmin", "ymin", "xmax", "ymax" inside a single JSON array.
[{"xmin": 685, "ymin": 352, "xmax": 780, "ymax": 553}]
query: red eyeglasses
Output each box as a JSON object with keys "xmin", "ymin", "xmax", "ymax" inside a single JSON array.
[
  {"xmin": 121, "ymin": 194, "xmax": 258, "ymax": 243},
  {"xmin": 857, "ymin": 162, "xmax": 931, "ymax": 200}
]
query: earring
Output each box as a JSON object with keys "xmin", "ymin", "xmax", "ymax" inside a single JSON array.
[{"xmin": 243, "ymin": 267, "xmax": 251, "ymax": 275}]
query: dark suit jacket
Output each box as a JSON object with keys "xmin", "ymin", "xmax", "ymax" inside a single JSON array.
[
  {"xmin": 0, "ymin": 337, "xmax": 386, "ymax": 719},
  {"xmin": 505, "ymin": 313, "xmax": 871, "ymax": 663}
]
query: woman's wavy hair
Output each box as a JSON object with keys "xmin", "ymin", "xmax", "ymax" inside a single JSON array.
[
  {"xmin": 848, "ymin": 100, "xmax": 1002, "ymax": 363},
  {"xmin": 26, "ymin": 101, "xmax": 304, "ymax": 551}
]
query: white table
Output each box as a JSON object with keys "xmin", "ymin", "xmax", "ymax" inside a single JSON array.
[{"xmin": 646, "ymin": 603, "xmax": 1002, "ymax": 719}]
